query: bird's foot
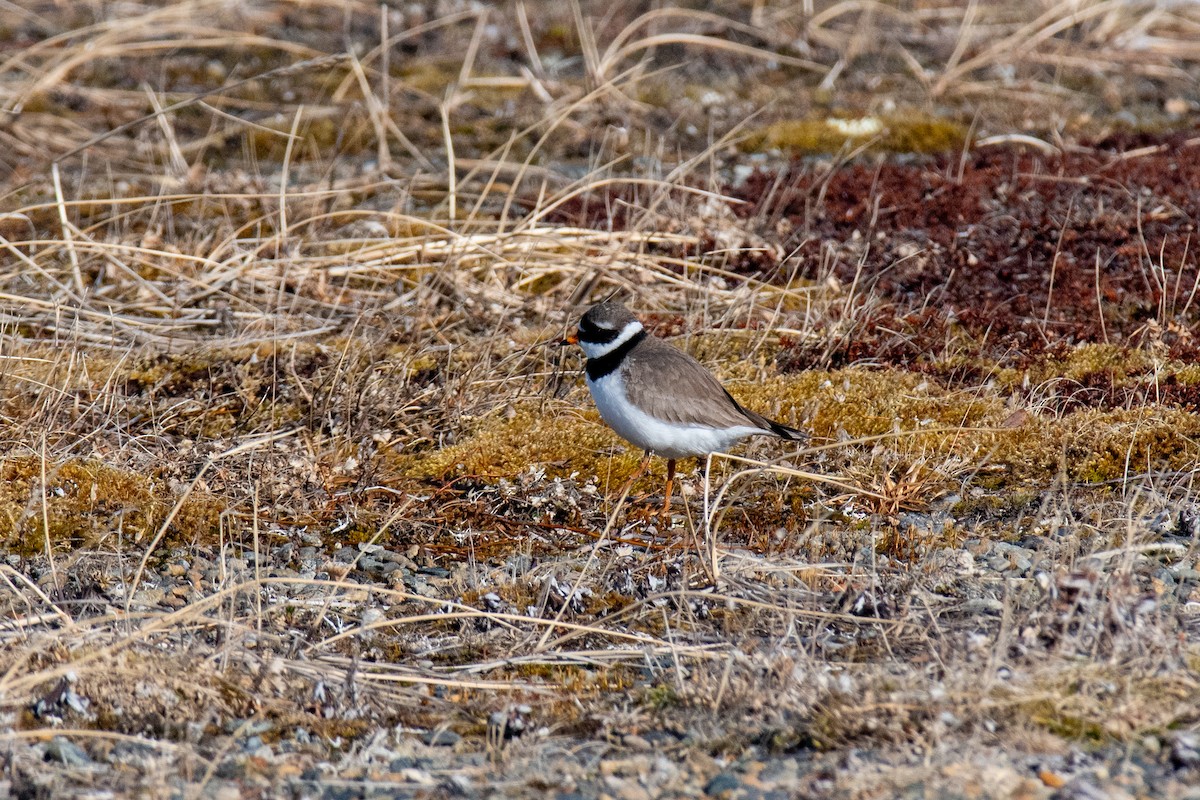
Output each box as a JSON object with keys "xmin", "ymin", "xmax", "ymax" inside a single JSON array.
[{"xmin": 623, "ymin": 502, "xmax": 681, "ymax": 531}]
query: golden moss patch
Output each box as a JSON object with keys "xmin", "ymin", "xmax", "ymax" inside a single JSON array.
[
  {"xmin": 401, "ymin": 367, "xmax": 1200, "ymax": 494},
  {"xmin": 743, "ymin": 113, "xmax": 968, "ymax": 155},
  {"xmin": 398, "ymin": 403, "xmax": 644, "ymax": 482},
  {"xmin": 0, "ymin": 457, "xmax": 221, "ymax": 554},
  {"xmin": 1017, "ymin": 669, "xmax": 1198, "ymax": 744},
  {"xmin": 246, "ymin": 109, "xmax": 374, "ymax": 160}
]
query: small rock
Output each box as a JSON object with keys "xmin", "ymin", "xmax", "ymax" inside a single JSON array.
[
  {"xmin": 404, "ymin": 575, "xmax": 432, "ymax": 595},
  {"xmin": 43, "ymin": 737, "xmax": 91, "ymax": 766},
  {"xmin": 224, "ymin": 717, "xmax": 269, "ymax": 735},
  {"xmin": 320, "ymin": 786, "xmax": 365, "ymax": 800},
  {"xmin": 214, "ymin": 756, "xmax": 245, "ymax": 780},
  {"xmin": 758, "ymin": 757, "xmax": 801, "ymax": 788},
  {"xmin": 1055, "ymin": 778, "xmax": 1130, "ymax": 800},
  {"xmin": 1154, "ymin": 568, "xmax": 1176, "ymax": 587},
  {"xmin": 400, "ymin": 767, "xmax": 436, "ymax": 785},
  {"xmin": 443, "ymin": 774, "xmax": 473, "ymax": 795},
  {"xmin": 107, "ymin": 740, "xmax": 158, "ymax": 767},
  {"xmin": 623, "ymin": 733, "xmax": 651, "ymax": 751},
  {"xmin": 208, "ymin": 782, "xmax": 242, "ymax": 800},
  {"xmin": 358, "ymin": 556, "xmax": 384, "ymax": 573},
  {"xmin": 130, "ymin": 588, "xmax": 164, "ymax": 607},
  {"xmin": 641, "ymin": 729, "xmax": 682, "ymax": 747},
  {"xmin": 705, "ymin": 772, "xmax": 743, "ymax": 798},
  {"xmin": 603, "ymin": 775, "xmax": 650, "ymax": 800},
  {"xmin": 422, "ymin": 729, "xmax": 461, "ymax": 747},
  {"xmin": 1171, "ymin": 733, "xmax": 1200, "ymax": 769}
]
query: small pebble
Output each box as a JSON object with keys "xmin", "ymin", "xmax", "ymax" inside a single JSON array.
[
  {"xmin": 43, "ymin": 737, "xmax": 91, "ymax": 767},
  {"xmin": 422, "ymin": 729, "xmax": 461, "ymax": 747}
]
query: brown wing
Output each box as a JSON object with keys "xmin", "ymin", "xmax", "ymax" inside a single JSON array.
[{"xmin": 621, "ymin": 336, "xmax": 776, "ymax": 432}]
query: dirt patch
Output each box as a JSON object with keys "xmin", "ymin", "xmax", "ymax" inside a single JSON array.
[{"xmin": 733, "ymin": 132, "xmax": 1200, "ymax": 369}]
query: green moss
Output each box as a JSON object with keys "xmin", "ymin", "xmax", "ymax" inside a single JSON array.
[
  {"xmin": 541, "ymin": 24, "xmax": 576, "ymax": 51},
  {"xmin": 982, "ymin": 343, "xmax": 1200, "ymax": 396},
  {"xmin": 1069, "ymin": 408, "xmax": 1200, "ymax": 483},
  {"xmin": 1003, "ymin": 343, "xmax": 1154, "ymax": 389},
  {"xmin": 397, "ymin": 60, "xmax": 463, "ymax": 94},
  {"xmin": 757, "ymin": 369, "xmax": 1004, "ymax": 445},
  {"xmin": 633, "ymin": 81, "xmax": 676, "ymax": 108},
  {"xmin": 743, "ymin": 113, "xmax": 968, "ymax": 155},
  {"xmin": 1062, "ymin": 344, "xmax": 1150, "ymax": 382},
  {"xmin": 641, "ymin": 682, "xmax": 680, "ymax": 710},
  {"xmin": 881, "ymin": 116, "xmax": 969, "ymax": 153},
  {"xmin": 1013, "ymin": 670, "xmax": 1194, "ymax": 745},
  {"xmin": 1026, "ymin": 700, "xmax": 1110, "ymax": 745},
  {"xmin": 1174, "ymin": 364, "xmax": 1200, "ymax": 384},
  {"xmin": 519, "ymin": 271, "xmax": 565, "ymax": 295}
]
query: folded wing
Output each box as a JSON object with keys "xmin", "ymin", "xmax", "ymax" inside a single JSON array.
[{"xmin": 622, "ymin": 337, "xmax": 804, "ymax": 439}]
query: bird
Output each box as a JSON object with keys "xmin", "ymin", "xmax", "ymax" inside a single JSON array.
[{"xmin": 563, "ymin": 301, "xmax": 806, "ymax": 518}]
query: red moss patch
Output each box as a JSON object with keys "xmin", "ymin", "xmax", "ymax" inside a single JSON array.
[{"xmin": 733, "ymin": 130, "xmax": 1200, "ymax": 367}]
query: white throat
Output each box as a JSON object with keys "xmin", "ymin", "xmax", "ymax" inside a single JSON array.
[{"xmin": 580, "ymin": 320, "xmax": 644, "ymax": 359}]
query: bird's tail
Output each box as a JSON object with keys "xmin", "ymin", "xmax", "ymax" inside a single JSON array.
[
  {"xmin": 765, "ymin": 417, "xmax": 808, "ymax": 442},
  {"xmin": 725, "ymin": 388, "xmax": 808, "ymax": 443}
]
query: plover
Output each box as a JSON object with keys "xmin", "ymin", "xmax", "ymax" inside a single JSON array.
[{"xmin": 564, "ymin": 301, "xmax": 805, "ymax": 516}]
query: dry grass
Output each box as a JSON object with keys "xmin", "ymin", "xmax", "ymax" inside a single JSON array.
[{"xmin": 1, "ymin": 0, "xmax": 1199, "ymax": 796}]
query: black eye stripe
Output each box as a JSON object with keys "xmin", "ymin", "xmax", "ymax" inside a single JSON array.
[{"xmin": 579, "ymin": 323, "xmax": 621, "ymax": 345}]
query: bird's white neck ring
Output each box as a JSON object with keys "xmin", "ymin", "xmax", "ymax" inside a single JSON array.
[{"xmin": 580, "ymin": 320, "xmax": 644, "ymax": 359}]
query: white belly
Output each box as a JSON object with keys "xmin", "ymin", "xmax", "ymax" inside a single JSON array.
[{"xmin": 586, "ymin": 371, "xmax": 763, "ymax": 459}]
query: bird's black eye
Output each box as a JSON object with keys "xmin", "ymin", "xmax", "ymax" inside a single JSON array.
[{"xmin": 578, "ymin": 316, "xmax": 620, "ymax": 344}]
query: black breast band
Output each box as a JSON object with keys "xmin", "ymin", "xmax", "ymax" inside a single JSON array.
[{"xmin": 586, "ymin": 330, "xmax": 646, "ymax": 381}]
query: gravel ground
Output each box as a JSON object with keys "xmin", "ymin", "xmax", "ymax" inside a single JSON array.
[{"xmin": 4, "ymin": 501, "xmax": 1200, "ymax": 799}]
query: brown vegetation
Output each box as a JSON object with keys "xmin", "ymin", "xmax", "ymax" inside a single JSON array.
[{"xmin": 1, "ymin": 1, "xmax": 1199, "ymax": 797}]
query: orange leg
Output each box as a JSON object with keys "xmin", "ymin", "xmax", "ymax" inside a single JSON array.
[
  {"xmin": 637, "ymin": 451, "xmax": 653, "ymax": 479},
  {"xmin": 662, "ymin": 458, "xmax": 676, "ymax": 520}
]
